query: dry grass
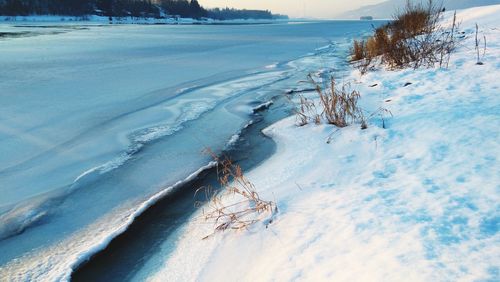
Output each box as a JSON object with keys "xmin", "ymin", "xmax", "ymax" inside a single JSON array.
[
  {"xmin": 367, "ymin": 107, "xmax": 393, "ymax": 129},
  {"xmin": 366, "ymin": 36, "xmax": 380, "ymax": 59},
  {"xmin": 294, "ymin": 94, "xmax": 320, "ymax": 126},
  {"xmin": 475, "ymin": 23, "xmax": 487, "ymax": 65},
  {"xmin": 291, "ymin": 75, "xmax": 366, "ymax": 129},
  {"xmin": 391, "ymin": 1, "xmax": 436, "ymax": 36},
  {"xmin": 351, "ymin": 0, "xmax": 459, "ymax": 71},
  {"xmin": 352, "ymin": 40, "xmax": 366, "ymax": 61},
  {"xmin": 312, "ymin": 75, "xmax": 365, "ymax": 128},
  {"xmin": 196, "ymin": 149, "xmax": 277, "ymax": 239}
]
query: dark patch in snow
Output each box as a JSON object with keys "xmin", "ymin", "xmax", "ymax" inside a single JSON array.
[
  {"xmin": 0, "ymin": 31, "xmax": 33, "ymax": 38},
  {"xmin": 252, "ymin": 101, "xmax": 273, "ymax": 113},
  {"xmin": 285, "ymin": 88, "xmax": 316, "ymax": 94}
]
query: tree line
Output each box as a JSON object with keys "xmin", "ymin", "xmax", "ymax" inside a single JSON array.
[
  {"xmin": 0, "ymin": 0, "xmax": 202, "ymax": 18},
  {"xmin": 0, "ymin": 0, "xmax": 287, "ymax": 20},
  {"xmin": 208, "ymin": 8, "xmax": 287, "ymax": 20}
]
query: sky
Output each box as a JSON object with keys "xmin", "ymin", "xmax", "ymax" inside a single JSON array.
[{"xmin": 198, "ymin": 0, "xmax": 387, "ymax": 18}]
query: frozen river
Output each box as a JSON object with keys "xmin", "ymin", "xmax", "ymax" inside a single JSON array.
[{"xmin": 0, "ymin": 20, "xmax": 379, "ymax": 280}]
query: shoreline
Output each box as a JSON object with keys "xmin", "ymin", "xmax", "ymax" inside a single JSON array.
[
  {"xmin": 147, "ymin": 5, "xmax": 500, "ymax": 281},
  {"xmin": 70, "ymin": 93, "xmax": 291, "ymax": 280},
  {"xmin": 0, "ymin": 20, "xmax": 382, "ymax": 280},
  {"xmin": 0, "ymin": 4, "xmax": 497, "ymax": 281},
  {"xmin": 0, "ymin": 15, "xmax": 286, "ymax": 25}
]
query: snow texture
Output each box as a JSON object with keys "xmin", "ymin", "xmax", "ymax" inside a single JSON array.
[
  {"xmin": 341, "ymin": 0, "xmax": 500, "ymax": 19},
  {"xmin": 143, "ymin": 5, "xmax": 500, "ymax": 282}
]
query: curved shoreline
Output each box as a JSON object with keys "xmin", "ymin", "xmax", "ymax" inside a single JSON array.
[
  {"xmin": 69, "ymin": 40, "xmax": 353, "ymax": 281},
  {"xmin": 0, "ymin": 20, "xmax": 377, "ymax": 280},
  {"xmin": 70, "ymin": 95, "xmax": 290, "ymax": 281}
]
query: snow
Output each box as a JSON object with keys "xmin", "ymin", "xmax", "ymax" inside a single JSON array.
[
  {"xmin": 252, "ymin": 100, "xmax": 274, "ymax": 113},
  {"xmin": 340, "ymin": 0, "xmax": 500, "ymax": 19},
  {"xmin": 0, "ymin": 20, "xmax": 380, "ymax": 280},
  {"xmin": 141, "ymin": 5, "xmax": 500, "ymax": 281},
  {"xmin": 447, "ymin": 4, "xmax": 500, "ymax": 27}
]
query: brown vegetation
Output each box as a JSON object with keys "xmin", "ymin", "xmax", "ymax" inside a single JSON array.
[
  {"xmin": 196, "ymin": 150, "xmax": 277, "ymax": 239},
  {"xmin": 292, "ymin": 75, "xmax": 366, "ymax": 129},
  {"xmin": 295, "ymin": 94, "xmax": 320, "ymax": 126},
  {"xmin": 351, "ymin": 0, "xmax": 459, "ymax": 72}
]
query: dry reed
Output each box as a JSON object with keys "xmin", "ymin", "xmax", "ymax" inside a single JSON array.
[
  {"xmin": 196, "ymin": 149, "xmax": 277, "ymax": 239},
  {"xmin": 350, "ymin": 0, "xmax": 459, "ymax": 71},
  {"xmin": 291, "ymin": 75, "xmax": 366, "ymax": 129}
]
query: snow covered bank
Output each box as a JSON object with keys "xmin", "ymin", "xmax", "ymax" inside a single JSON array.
[{"xmin": 147, "ymin": 5, "xmax": 500, "ymax": 281}]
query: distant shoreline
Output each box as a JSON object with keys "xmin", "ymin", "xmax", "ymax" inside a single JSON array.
[
  {"xmin": 0, "ymin": 15, "xmax": 287, "ymax": 25},
  {"xmin": 0, "ymin": 15, "xmax": 390, "ymax": 25}
]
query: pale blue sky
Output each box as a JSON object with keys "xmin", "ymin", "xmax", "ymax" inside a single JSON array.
[{"xmin": 199, "ymin": 0, "xmax": 386, "ymax": 18}]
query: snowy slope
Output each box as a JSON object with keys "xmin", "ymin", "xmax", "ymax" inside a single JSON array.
[
  {"xmin": 143, "ymin": 5, "xmax": 500, "ymax": 282},
  {"xmin": 340, "ymin": 0, "xmax": 500, "ymax": 19}
]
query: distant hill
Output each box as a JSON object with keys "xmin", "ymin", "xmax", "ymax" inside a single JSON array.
[{"xmin": 340, "ymin": 0, "xmax": 500, "ymax": 19}]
